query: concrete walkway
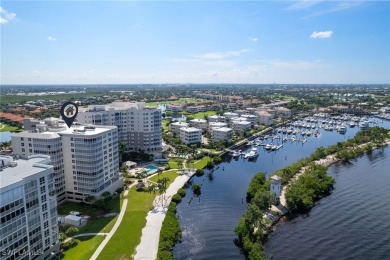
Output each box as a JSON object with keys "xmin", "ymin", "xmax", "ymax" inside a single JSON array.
[
  {"xmin": 90, "ymin": 170, "xmax": 177, "ymax": 260},
  {"xmin": 134, "ymin": 165, "xmax": 196, "ymax": 260}
]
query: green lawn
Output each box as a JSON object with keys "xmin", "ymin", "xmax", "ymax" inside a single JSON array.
[
  {"xmin": 57, "ymin": 196, "xmax": 121, "ymax": 218},
  {"xmin": 192, "ymin": 156, "xmax": 212, "ymax": 169},
  {"xmin": 168, "ymin": 158, "xmax": 183, "ymax": 169},
  {"xmin": 79, "ymin": 216, "xmax": 118, "ymax": 233},
  {"xmin": 191, "ymin": 110, "xmax": 217, "ymax": 119},
  {"xmin": 97, "ymin": 170, "xmax": 179, "ymax": 260},
  {"xmin": 0, "ymin": 123, "xmax": 22, "ymax": 133},
  {"xmin": 149, "ymin": 170, "xmax": 178, "ymax": 184},
  {"xmin": 162, "ymin": 119, "xmax": 170, "ymax": 132},
  {"xmin": 63, "ymin": 236, "xmax": 105, "ymax": 260}
]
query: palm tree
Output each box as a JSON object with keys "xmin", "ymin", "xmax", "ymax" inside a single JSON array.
[{"xmin": 119, "ymin": 140, "xmax": 126, "ymax": 162}]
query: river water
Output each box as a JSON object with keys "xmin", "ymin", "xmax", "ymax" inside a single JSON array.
[
  {"xmin": 263, "ymin": 146, "xmax": 390, "ymax": 260},
  {"xmin": 173, "ymin": 119, "xmax": 390, "ymax": 259}
]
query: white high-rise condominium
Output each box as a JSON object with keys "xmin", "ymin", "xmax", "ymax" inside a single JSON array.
[
  {"xmin": 77, "ymin": 102, "xmax": 162, "ymax": 154},
  {"xmin": 0, "ymin": 155, "xmax": 60, "ymax": 260},
  {"xmin": 11, "ymin": 118, "xmax": 123, "ymax": 203}
]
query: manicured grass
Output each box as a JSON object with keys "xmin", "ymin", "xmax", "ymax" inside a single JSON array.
[
  {"xmin": 149, "ymin": 170, "xmax": 178, "ymax": 185},
  {"xmin": 192, "ymin": 156, "xmax": 212, "ymax": 169},
  {"xmin": 79, "ymin": 216, "xmax": 118, "ymax": 233},
  {"xmin": 97, "ymin": 170, "xmax": 179, "ymax": 260},
  {"xmin": 282, "ymin": 96, "xmax": 297, "ymax": 101},
  {"xmin": 63, "ymin": 235, "xmax": 105, "ymax": 260},
  {"xmin": 57, "ymin": 196, "xmax": 121, "ymax": 217},
  {"xmin": 168, "ymin": 158, "xmax": 183, "ymax": 169},
  {"xmin": 0, "ymin": 123, "xmax": 22, "ymax": 133},
  {"xmin": 191, "ymin": 110, "xmax": 217, "ymax": 119},
  {"xmin": 162, "ymin": 119, "xmax": 170, "ymax": 132}
]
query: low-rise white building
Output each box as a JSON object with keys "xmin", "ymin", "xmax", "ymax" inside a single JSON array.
[
  {"xmin": 171, "ymin": 121, "xmax": 189, "ymax": 135},
  {"xmin": 180, "ymin": 127, "xmax": 202, "ymax": 144},
  {"xmin": 257, "ymin": 111, "xmax": 274, "ymax": 126},
  {"xmin": 223, "ymin": 112, "xmax": 239, "ymax": 121},
  {"xmin": 212, "ymin": 127, "xmax": 233, "ymax": 143},
  {"xmin": 241, "ymin": 114, "xmax": 259, "ymax": 126},
  {"xmin": 189, "ymin": 119, "xmax": 208, "ymax": 131},
  {"xmin": 276, "ymin": 107, "xmax": 292, "ymax": 118},
  {"xmin": 208, "ymin": 115, "xmax": 226, "ymax": 123},
  {"xmin": 209, "ymin": 122, "xmax": 227, "ymax": 130},
  {"xmin": 231, "ymin": 120, "xmax": 252, "ymax": 132},
  {"xmin": 270, "ymin": 175, "xmax": 282, "ymax": 198}
]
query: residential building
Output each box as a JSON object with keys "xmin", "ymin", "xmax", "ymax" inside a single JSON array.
[
  {"xmin": 208, "ymin": 122, "xmax": 227, "ymax": 130},
  {"xmin": 231, "ymin": 120, "xmax": 252, "ymax": 132},
  {"xmin": 189, "ymin": 119, "xmax": 208, "ymax": 131},
  {"xmin": 0, "ymin": 155, "xmax": 60, "ymax": 260},
  {"xmin": 257, "ymin": 111, "xmax": 274, "ymax": 126},
  {"xmin": 208, "ymin": 115, "xmax": 226, "ymax": 123},
  {"xmin": 11, "ymin": 118, "xmax": 123, "ymax": 203},
  {"xmin": 212, "ymin": 127, "xmax": 233, "ymax": 143},
  {"xmin": 77, "ymin": 102, "xmax": 162, "ymax": 153},
  {"xmin": 275, "ymin": 107, "xmax": 292, "ymax": 118},
  {"xmin": 170, "ymin": 122, "xmax": 189, "ymax": 135},
  {"xmin": 241, "ymin": 114, "xmax": 259, "ymax": 126},
  {"xmin": 179, "ymin": 127, "xmax": 202, "ymax": 144},
  {"xmin": 223, "ymin": 112, "xmax": 238, "ymax": 121}
]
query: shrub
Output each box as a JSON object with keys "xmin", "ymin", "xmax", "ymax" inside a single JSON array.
[
  {"xmin": 195, "ymin": 169, "xmax": 204, "ymax": 177},
  {"xmin": 65, "ymin": 227, "xmax": 79, "ymax": 237},
  {"xmin": 192, "ymin": 184, "xmax": 202, "ymax": 196},
  {"xmin": 171, "ymin": 194, "xmax": 182, "ymax": 203},
  {"xmin": 177, "ymin": 188, "xmax": 186, "ymax": 197}
]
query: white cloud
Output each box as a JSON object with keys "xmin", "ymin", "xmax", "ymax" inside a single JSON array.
[
  {"xmin": 310, "ymin": 31, "xmax": 333, "ymax": 39},
  {"xmin": 48, "ymin": 36, "xmax": 57, "ymax": 41},
  {"xmin": 0, "ymin": 6, "xmax": 16, "ymax": 24},
  {"xmin": 131, "ymin": 23, "xmax": 143, "ymax": 31},
  {"xmin": 286, "ymin": 0, "xmax": 324, "ymax": 10},
  {"xmin": 193, "ymin": 49, "xmax": 250, "ymax": 59},
  {"xmin": 251, "ymin": 38, "xmax": 258, "ymax": 42}
]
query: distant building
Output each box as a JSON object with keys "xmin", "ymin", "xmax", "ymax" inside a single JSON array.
[
  {"xmin": 270, "ymin": 175, "xmax": 282, "ymax": 198},
  {"xmin": 231, "ymin": 120, "xmax": 252, "ymax": 132},
  {"xmin": 78, "ymin": 102, "xmax": 162, "ymax": 154},
  {"xmin": 208, "ymin": 122, "xmax": 227, "ymax": 130},
  {"xmin": 241, "ymin": 114, "xmax": 259, "ymax": 126},
  {"xmin": 257, "ymin": 111, "xmax": 274, "ymax": 126},
  {"xmin": 180, "ymin": 127, "xmax": 202, "ymax": 144},
  {"xmin": 275, "ymin": 107, "xmax": 292, "ymax": 118},
  {"xmin": 223, "ymin": 112, "xmax": 239, "ymax": 121},
  {"xmin": 212, "ymin": 127, "xmax": 233, "ymax": 143},
  {"xmin": 208, "ymin": 115, "xmax": 226, "ymax": 123},
  {"xmin": 0, "ymin": 155, "xmax": 60, "ymax": 259},
  {"xmin": 171, "ymin": 121, "xmax": 189, "ymax": 135},
  {"xmin": 189, "ymin": 119, "xmax": 208, "ymax": 131}
]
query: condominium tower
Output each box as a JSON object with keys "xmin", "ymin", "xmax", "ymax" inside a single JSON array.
[
  {"xmin": 11, "ymin": 118, "xmax": 123, "ymax": 203},
  {"xmin": 0, "ymin": 155, "xmax": 60, "ymax": 260},
  {"xmin": 77, "ymin": 102, "xmax": 162, "ymax": 154}
]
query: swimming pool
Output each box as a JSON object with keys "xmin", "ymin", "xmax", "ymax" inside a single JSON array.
[{"xmin": 145, "ymin": 165, "xmax": 158, "ymax": 174}]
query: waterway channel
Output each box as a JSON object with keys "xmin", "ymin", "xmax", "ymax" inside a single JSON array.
[{"xmin": 173, "ymin": 118, "xmax": 390, "ymax": 259}]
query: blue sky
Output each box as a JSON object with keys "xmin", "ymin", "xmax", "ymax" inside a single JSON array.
[{"xmin": 1, "ymin": 1, "xmax": 389, "ymax": 84}]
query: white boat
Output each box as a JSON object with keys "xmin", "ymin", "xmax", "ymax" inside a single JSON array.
[
  {"xmin": 265, "ymin": 144, "xmax": 272, "ymax": 150},
  {"xmin": 271, "ymin": 145, "xmax": 278, "ymax": 150},
  {"xmin": 359, "ymin": 121, "xmax": 369, "ymax": 130},
  {"xmin": 349, "ymin": 122, "xmax": 356, "ymax": 128},
  {"xmin": 244, "ymin": 148, "xmax": 259, "ymax": 159},
  {"xmin": 338, "ymin": 125, "xmax": 347, "ymax": 134},
  {"xmin": 231, "ymin": 150, "xmax": 240, "ymax": 157}
]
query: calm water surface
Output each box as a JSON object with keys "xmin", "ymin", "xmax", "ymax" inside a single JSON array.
[
  {"xmin": 264, "ymin": 146, "xmax": 390, "ymax": 260},
  {"xmin": 173, "ymin": 119, "xmax": 390, "ymax": 259}
]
